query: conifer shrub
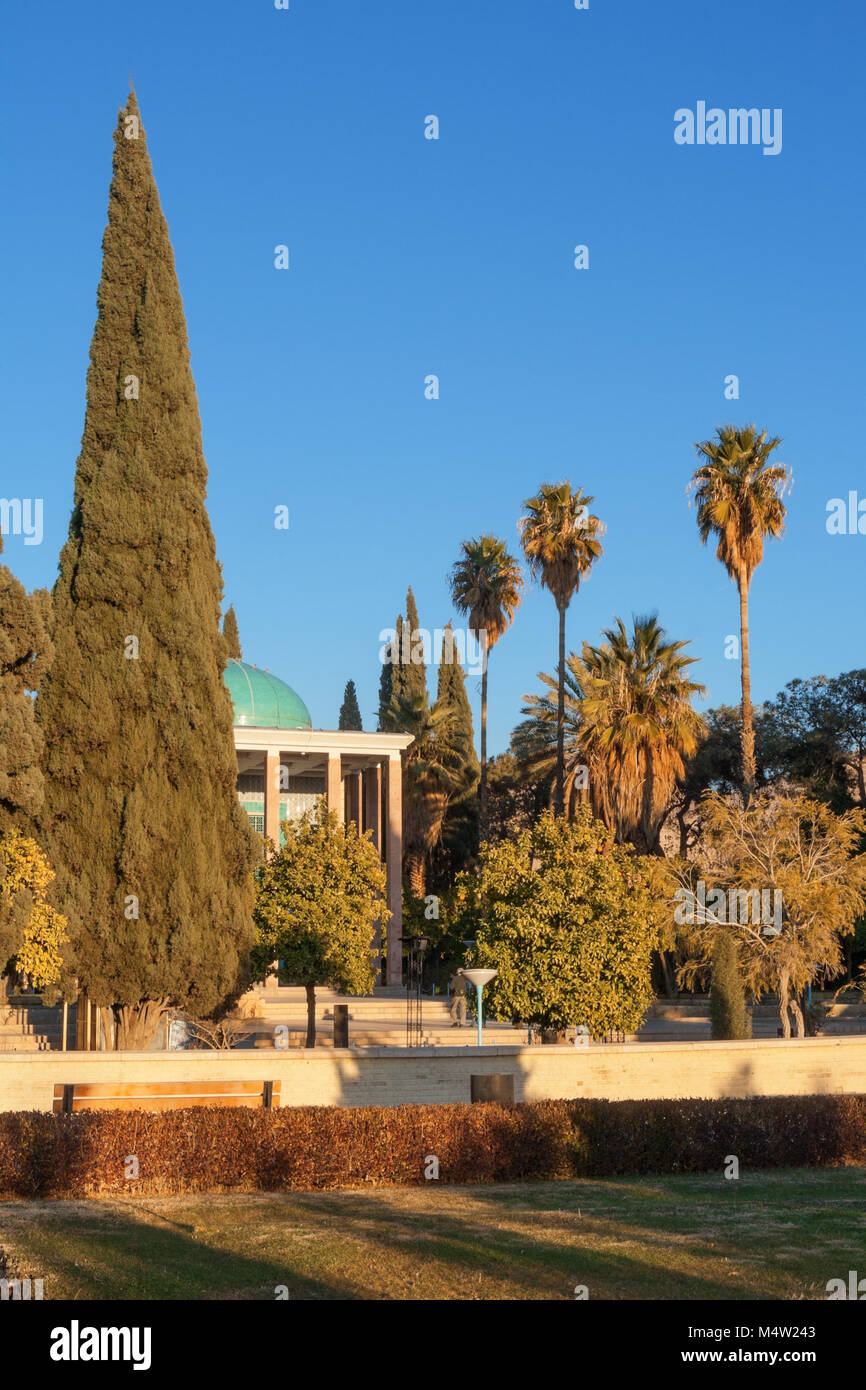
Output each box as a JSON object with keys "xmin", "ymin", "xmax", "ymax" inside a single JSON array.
[
  {"xmin": 709, "ymin": 932, "xmax": 753, "ymax": 1039},
  {"xmin": 1, "ymin": 1094, "xmax": 864, "ymax": 1199}
]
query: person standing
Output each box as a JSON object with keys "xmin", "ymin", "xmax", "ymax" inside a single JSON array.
[{"xmin": 450, "ymin": 967, "xmax": 467, "ymax": 1026}]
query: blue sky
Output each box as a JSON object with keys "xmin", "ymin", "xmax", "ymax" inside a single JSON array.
[{"xmin": 2, "ymin": 0, "xmax": 864, "ymax": 752}]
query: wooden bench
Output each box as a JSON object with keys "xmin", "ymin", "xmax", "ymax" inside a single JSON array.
[{"xmin": 53, "ymin": 1080, "xmax": 280, "ymax": 1114}]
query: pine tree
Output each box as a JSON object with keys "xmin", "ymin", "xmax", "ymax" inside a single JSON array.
[
  {"xmin": 222, "ymin": 604, "xmax": 242, "ymax": 660},
  {"xmin": 338, "ymin": 679, "xmax": 362, "ymax": 731},
  {"xmin": 0, "ymin": 536, "xmax": 53, "ymax": 971},
  {"xmin": 709, "ymin": 932, "xmax": 752, "ymax": 1040},
  {"xmin": 36, "ymin": 90, "xmax": 256, "ymax": 1050}
]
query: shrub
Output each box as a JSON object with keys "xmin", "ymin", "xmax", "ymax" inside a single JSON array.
[
  {"xmin": 709, "ymin": 933, "xmax": 752, "ymax": 1040},
  {"xmin": 1, "ymin": 1093, "xmax": 864, "ymax": 1199}
]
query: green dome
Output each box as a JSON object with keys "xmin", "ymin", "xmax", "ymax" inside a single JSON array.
[{"xmin": 225, "ymin": 658, "xmax": 312, "ymax": 730}]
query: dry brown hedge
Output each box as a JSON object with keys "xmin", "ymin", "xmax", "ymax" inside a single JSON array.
[{"xmin": 1, "ymin": 1094, "xmax": 864, "ymax": 1198}]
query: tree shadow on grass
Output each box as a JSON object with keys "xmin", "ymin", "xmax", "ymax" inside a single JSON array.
[
  {"xmin": 0, "ymin": 1199, "xmax": 350, "ymax": 1301},
  {"xmin": 284, "ymin": 1186, "xmax": 794, "ymax": 1300}
]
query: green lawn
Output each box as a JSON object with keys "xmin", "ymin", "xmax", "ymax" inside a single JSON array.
[{"xmin": 2, "ymin": 1168, "xmax": 865, "ymax": 1300}]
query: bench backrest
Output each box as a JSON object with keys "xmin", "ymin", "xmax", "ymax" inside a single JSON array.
[{"xmin": 52, "ymin": 1080, "xmax": 280, "ymax": 1114}]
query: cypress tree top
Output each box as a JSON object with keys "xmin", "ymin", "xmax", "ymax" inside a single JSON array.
[
  {"xmin": 222, "ymin": 605, "xmax": 242, "ymax": 660},
  {"xmin": 339, "ymin": 679, "xmax": 363, "ymax": 731},
  {"xmin": 36, "ymin": 91, "xmax": 256, "ymax": 1043}
]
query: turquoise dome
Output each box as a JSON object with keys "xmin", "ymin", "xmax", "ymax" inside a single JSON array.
[{"xmin": 224, "ymin": 658, "xmax": 312, "ymax": 730}]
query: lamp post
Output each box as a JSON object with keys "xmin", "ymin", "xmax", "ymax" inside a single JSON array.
[{"xmin": 461, "ymin": 968, "xmax": 498, "ymax": 1047}]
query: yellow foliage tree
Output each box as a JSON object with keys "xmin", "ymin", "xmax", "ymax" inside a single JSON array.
[{"xmin": 0, "ymin": 831, "xmax": 68, "ymax": 990}]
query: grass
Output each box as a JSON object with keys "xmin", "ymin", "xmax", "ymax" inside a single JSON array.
[{"xmin": 2, "ymin": 1167, "xmax": 865, "ymax": 1300}]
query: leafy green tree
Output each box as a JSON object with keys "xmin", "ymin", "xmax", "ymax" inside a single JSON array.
[
  {"xmin": 519, "ymin": 482, "xmax": 603, "ymax": 816},
  {"xmin": 35, "ymin": 91, "xmax": 257, "ymax": 1050},
  {"xmin": 454, "ymin": 808, "xmax": 658, "ymax": 1036},
  {"xmin": 672, "ymin": 705, "xmax": 767, "ymax": 857},
  {"xmin": 761, "ymin": 670, "xmax": 866, "ymax": 809},
  {"xmin": 449, "ymin": 535, "xmax": 523, "ymax": 841},
  {"xmin": 484, "ymin": 750, "xmax": 549, "ymax": 844},
  {"xmin": 338, "ymin": 679, "xmax": 363, "ymax": 731},
  {"xmin": 709, "ymin": 931, "xmax": 752, "ymax": 1039},
  {"xmin": 252, "ymin": 805, "xmax": 386, "ymax": 1046},
  {"xmin": 222, "ymin": 605, "xmax": 242, "ymax": 660},
  {"xmin": 678, "ymin": 791, "xmax": 866, "ymax": 1036},
  {"xmin": 690, "ymin": 425, "xmax": 790, "ymax": 804}
]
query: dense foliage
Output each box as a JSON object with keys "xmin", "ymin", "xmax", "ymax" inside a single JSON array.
[
  {"xmin": 0, "ymin": 831, "xmax": 68, "ymax": 990},
  {"xmin": 35, "ymin": 92, "xmax": 256, "ymax": 1049},
  {"xmin": 3, "ymin": 1093, "xmax": 865, "ymax": 1198},
  {"xmin": 454, "ymin": 808, "xmax": 658, "ymax": 1034},
  {"xmin": 252, "ymin": 806, "xmax": 385, "ymax": 1043}
]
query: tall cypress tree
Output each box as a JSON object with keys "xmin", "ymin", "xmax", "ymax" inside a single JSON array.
[
  {"xmin": 339, "ymin": 679, "xmax": 363, "ymax": 731},
  {"xmin": 222, "ymin": 604, "xmax": 242, "ymax": 660},
  {"xmin": 379, "ymin": 612, "xmax": 406, "ymax": 731},
  {"xmin": 0, "ymin": 537, "xmax": 53, "ymax": 968},
  {"xmin": 403, "ymin": 587, "xmax": 428, "ymax": 708},
  {"xmin": 377, "ymin": 637, "xmax": 393, "ymax": 731},
  {"xmin": 433, "ymin": 621, "xmax": 479, "ymax": 875},
  {"xmin": 383, "ymin": 590, "xmax": 427, "ymax": 730},
  {"xmin": 435, "ymin": 623, "xmax": 479, "ymax": 787},
  {"xmin": 36, "ymin": 90, "xmax": 256, "ymax": 1049}
]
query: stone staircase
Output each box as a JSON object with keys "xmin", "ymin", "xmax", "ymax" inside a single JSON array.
[
  {"xmin": 0, "ymin": 998, "xmax": 73, "ymax": 1053},
  {"xmin": 243, "ymin": 986, "xmax": 522, "ymax": 1048},
  {"xmin": 237, "ymin": 987, "xmax": 866, "ymax": 1050}
]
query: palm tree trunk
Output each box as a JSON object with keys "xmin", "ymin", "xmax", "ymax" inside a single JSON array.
[
  {"xmin": 555, "ymin": 602, "xmax": 566, "ymax": 817},
  {"xmin": 738, "ymin": 572, "xmax": 756, "ymax": 806},
  {"xmin": 407, "ymin": 849, "xmax": 426, "ymax": 900},
  {"xmin": 479, "ymin": 650, "xmax": 489, "ymax": 843}
]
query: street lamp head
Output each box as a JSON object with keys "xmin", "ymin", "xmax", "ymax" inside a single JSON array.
[{"xmin": 461, "ymin": 968, "xmax": 498, "ymax": 989}]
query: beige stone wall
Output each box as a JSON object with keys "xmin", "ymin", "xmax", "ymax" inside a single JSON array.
[{"xmin": 1, "ymin": 1036, "xmax": 865, "ymax": 1114}]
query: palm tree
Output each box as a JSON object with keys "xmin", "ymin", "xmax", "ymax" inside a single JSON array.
[
  {"xmin": 690, "ymin": 425, "xmax": 790, "ymax": 805},
  {"xmin": 389, "ymin": 691, "xmax": 462, "ymax": 899},
  {"xmin": 518, "ymin": 483, "xmax": 604, "ymax": 816},
  {"xmin": 448, "ymin": 535, "xmax": 524, "ymax": 841},
  {"xmin": 521, "ymin": 616, "xmax": 705, "ymax": 852},
  {"xmin": 579, "ymin": 615, "xmax": 706, "ymax": 850},
  {"xmin": 516, "ymin": 660, "xmax": 590, "ymax": 815}
]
